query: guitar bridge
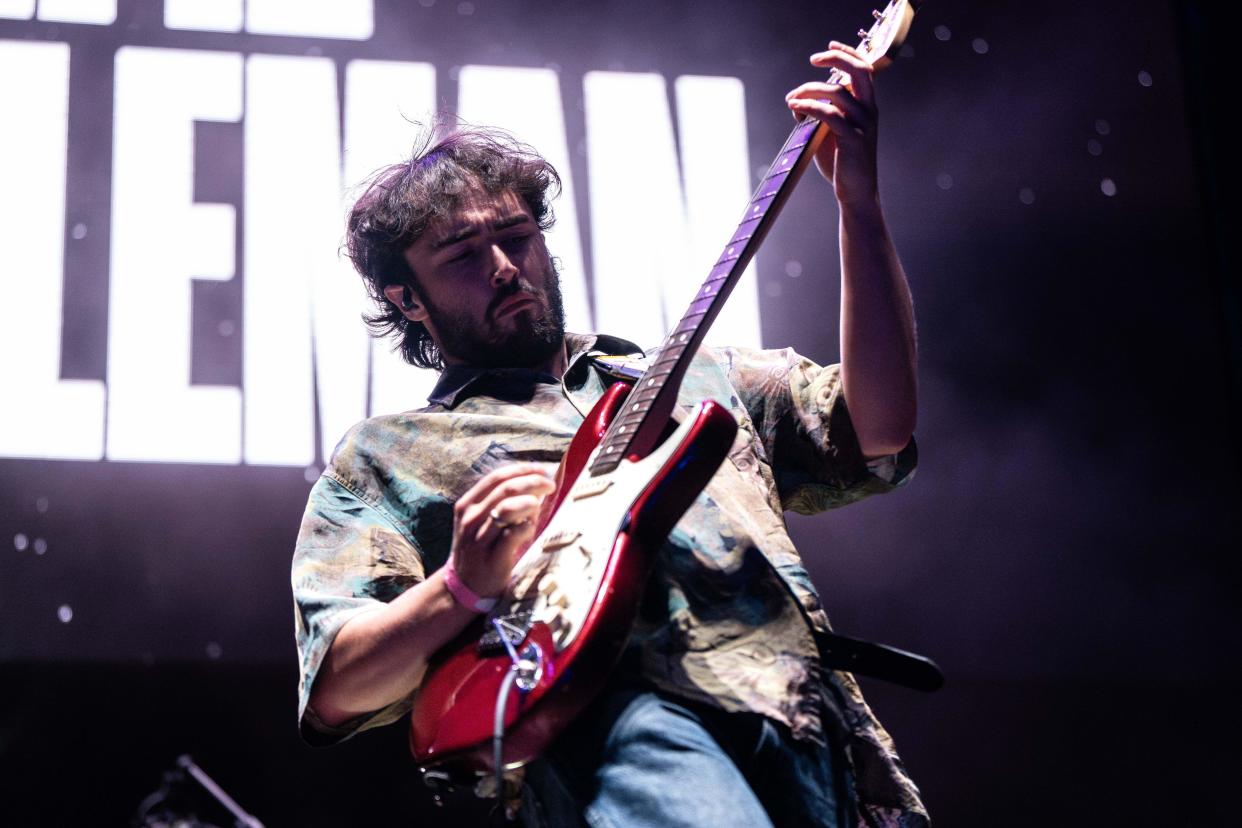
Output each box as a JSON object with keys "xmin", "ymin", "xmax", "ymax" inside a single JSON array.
[{"xmin": 477, "ymin": 609, "xmax": 534, "ymax": 656}]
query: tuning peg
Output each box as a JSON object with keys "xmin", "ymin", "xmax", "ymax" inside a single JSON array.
[{"xmin": 872, "ymin": 9, "xmax": 883, "ymax": 20}]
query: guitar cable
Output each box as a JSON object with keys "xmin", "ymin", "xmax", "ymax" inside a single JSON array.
[{"xmin": 492, "ymin": 618, "xmax": 526, "ymax": 827}]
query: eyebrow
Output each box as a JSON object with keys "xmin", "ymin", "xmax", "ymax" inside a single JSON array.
[{"xmin": 431, "ymin": 213, "xmax": 532, "ymax": 251}]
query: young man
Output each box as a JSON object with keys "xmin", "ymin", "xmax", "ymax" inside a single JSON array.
[{"xmin": 293, "ymin": 42, "xmax": 926, "ymax": 827}]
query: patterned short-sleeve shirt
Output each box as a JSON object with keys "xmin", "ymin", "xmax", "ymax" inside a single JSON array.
[{"xmin": 292, "ymin": 332, "xmax": 927, "ymax": 826}]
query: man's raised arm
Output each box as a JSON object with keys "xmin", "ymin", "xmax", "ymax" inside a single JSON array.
[{"xmin": 786, "ymin": 41, "xmax": 917, "ymax": 459}]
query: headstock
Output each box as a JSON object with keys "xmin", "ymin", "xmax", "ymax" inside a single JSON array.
[{"xmin": 855, "ymin": 0, "xmax": 922, "ymax": 69}]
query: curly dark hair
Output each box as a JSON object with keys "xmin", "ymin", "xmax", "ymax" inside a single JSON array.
[{"xmin": 344, "ymin": 118, "xmax": 562, "ymax": 370}]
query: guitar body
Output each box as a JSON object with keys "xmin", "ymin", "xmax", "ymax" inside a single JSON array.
[{"xmin": 409, "ymin": 384, "xmax": 738, "ymax": 771}]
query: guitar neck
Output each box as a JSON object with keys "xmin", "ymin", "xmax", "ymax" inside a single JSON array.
[
  {"xmin": 588, "ymin": 111, "xmax": 832, "ymax": 477},
  {"xmin": 587, "ymin": 0, "xmax": 920, "ymax": 478}
]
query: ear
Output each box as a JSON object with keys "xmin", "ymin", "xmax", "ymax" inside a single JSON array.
[{"xmin": 382, "ymin": 284, "xmax": 429, "ymax": 322}]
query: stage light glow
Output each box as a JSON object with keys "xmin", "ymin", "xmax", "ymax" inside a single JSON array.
[
  {"xmin": 244, "ymin": 54, "xmax": 341, "ymax": 466},
  {"xmin": 0, "ymin": 1, "xmax": 34, "ymax": 19},
  {"xmin": 246, "ymin": 0, "xmax": 373, "ymax": 41},
  {"xmin": 342, "ymin": 59, "xmax": 441, "ymax": 421},
  {"xmin": 584, "ymin": 71, "xmax": 759, "ymax": 351},
  {"xmin": 458, "ymin": 64, "xmax": 593, "ymax": 333},
  {"xmin": 674, "ymin": 75, "xmax": 760, "ymax": 349},
  {"xmin": 1, "ymin": 38, "xmax": 756, "ymax": 464},
  {"xmin": 584, "ymin": 72, "xmax": 693, "ymax": 350},
  {"xmin": 37, "ymin": 0, "xmax": 114, "ymax": 25},
  {"xmin": 107, "ymin": 47, "xmax": 243, "ymax": 464},
  {"xmin": 0, "ymin": 40, "xmax": 105, "ymax": 460},
  {"xmin": 164, "ymin": 0, "xmax": 243, "ymax": 33}
]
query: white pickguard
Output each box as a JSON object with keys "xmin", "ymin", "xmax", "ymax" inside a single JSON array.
[{"xmin": 499, "ymin": 408, "xmax": 704, "ymax": 652}]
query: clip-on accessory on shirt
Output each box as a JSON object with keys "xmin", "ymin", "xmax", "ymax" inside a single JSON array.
[{"xmin": 444, "ymin": 559, "xmax": 498, "ymax": 613}]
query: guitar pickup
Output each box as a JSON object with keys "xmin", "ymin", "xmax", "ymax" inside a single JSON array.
[
  {"xmin": 477, "ymin": 609, "xmax": 533, "ymax": 656},
  {"xmin": 572, "ymin": 478, "xmax": 613, "ymax": 500}
]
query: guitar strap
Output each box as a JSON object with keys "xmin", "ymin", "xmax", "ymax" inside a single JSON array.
[{"xmin": 589, "ymin": 351, "xmax": 648, "ymax": 385}]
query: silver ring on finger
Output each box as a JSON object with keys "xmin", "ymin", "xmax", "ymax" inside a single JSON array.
[{"xmin": 489, "ymin": 508, "xmax": 514, "ymax": 529}]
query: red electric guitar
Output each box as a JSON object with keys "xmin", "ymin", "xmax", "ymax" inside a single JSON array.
[{"xmin": 409, "ymin": 0, "xmax": 922, "ymax": 775}]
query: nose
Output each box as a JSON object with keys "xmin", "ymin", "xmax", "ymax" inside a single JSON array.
[{"xmin": 489, "ymin": 245, "xmax": 518, "ymax": 289}]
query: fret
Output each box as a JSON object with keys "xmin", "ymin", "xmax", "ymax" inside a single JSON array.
[
  {"xmin": 791, "ymin": 117, "xmax": 818, "ymax": 144},
  {"xmin": 771, "ymin": 146, "xmax": 806, "ymax": 176},
  {"xmin": 647, "ymin": 361, "xmax": 680, "ymax": 379},
  {"xmin": 656, "ymin": 342, "xmax": 688, "ymax": 358},
  {"xmin": 686, "ymin": 298, "xmax": 714, "ymax": 316},
  {"xmin": 762, "ymin": 164, "xmax": 794, "ymax": 185},
  {"xmin": 676, "ymin": 314, "xmax": 706, "ymax": 330},
  {"xmin": 613, "ymin": 415, "xmax": 647, "ymax": 431},
  {"xmin": 735, "ymin": 216, "xmax": 762, "ymax": 239},
  {"xmin": 749, "ymin": 193, "xmax": 777, "ymax": 214},
  {"xmin": 635, "ymin": 376, "xmax": 666, "ymax": 391},
  {"xmin": 757, "ymin": 180, "xmax": 785, "ymax": 200},
  {"xmin": 640, "ymin": 370, "xmax": 673, "ymax": 389}
]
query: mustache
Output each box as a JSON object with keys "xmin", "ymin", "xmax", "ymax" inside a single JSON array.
[{"xmin": 486, "ymin": 277, "xmax": 540, "ymax": 320}]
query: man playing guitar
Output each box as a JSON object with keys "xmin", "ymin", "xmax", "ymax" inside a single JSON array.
[{"xmin": 293, "ymin": 39, "xmax": 926, "ymax": 827}]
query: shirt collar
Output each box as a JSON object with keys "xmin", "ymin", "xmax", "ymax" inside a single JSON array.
[{"xmin": 426, "ymin": 332, "xmax": 645, "ymax": 409}]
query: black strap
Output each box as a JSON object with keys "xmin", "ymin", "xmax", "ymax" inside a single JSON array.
[{"xmin": 814, "ymin": 629, "xmax": 944, "ymax": 692}]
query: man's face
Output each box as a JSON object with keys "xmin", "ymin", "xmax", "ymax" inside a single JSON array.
[{"xmin": 399, "ymin": 188, "xmax": 565, "ymax": 369}]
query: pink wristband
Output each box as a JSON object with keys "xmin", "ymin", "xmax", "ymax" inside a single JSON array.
[{"xmin": 443, "ymin": 560, "xmax": 498, "ymax": 613}]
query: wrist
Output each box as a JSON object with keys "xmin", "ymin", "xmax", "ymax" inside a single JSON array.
[
  {"xmin": 838, "ymin": 192, "xmax": 883, "ymax": 223},
  {"xmin": 443, "ymin": 559, "xmax": 499, "ymax": 613}
]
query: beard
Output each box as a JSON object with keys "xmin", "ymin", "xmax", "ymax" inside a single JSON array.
[{"xmin": 419, "ymin": 254, "xmax": 566, "ymax": 370}]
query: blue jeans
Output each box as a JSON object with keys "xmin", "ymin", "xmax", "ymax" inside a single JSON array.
[{"xmin": 521, "ymin": 685, "xmax": 855, "ymax": 828}]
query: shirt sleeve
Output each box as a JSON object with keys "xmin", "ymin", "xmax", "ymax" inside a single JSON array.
[
  {"xmin": 713, "ymin": 345, "xmax": 917, "ymax": 515},
  {"xmin": 291, "ymin": 473, "xmax": 427, "ymax": 746}
]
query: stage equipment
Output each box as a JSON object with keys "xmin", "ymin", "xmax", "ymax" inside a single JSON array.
[{"xmin": 132, "ymin": 755, "xmax": 264, "ymax": 828}]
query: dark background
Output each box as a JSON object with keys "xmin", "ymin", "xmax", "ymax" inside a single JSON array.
[{"xmin": 2, "ymin": 0, "xmax": 1238, "ymax": 824}]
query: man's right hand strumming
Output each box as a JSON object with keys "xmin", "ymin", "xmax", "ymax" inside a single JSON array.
[{"xmin": 309, "ymin": 463, "xmax": 553, "ymax": 727}]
